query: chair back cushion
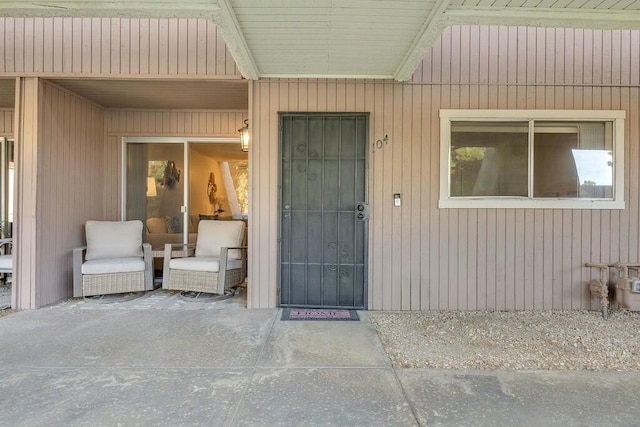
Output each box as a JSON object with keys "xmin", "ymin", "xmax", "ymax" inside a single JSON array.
[
  {"xmin": 0, "ymin": 254, "xmax": 12, "ymax": 272},
  {"xmin": 85, "ymin": 220, "xmax": 143, "ymax": 261},
  {"xmin": 195, "ymin": 220, "xmax": 245, "ymax": 259}
]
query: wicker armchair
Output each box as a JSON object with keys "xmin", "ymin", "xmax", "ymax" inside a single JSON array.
[
  {"xmin": 0, "ymin": 238, "xmax": 13, "ymax": 284},
  {"xmin": 73, "ymin": 220, "xmax": 153, "ymax": 297},
  {"xmin": 162, "ymin": 220, "xmax": 247, "ymax": 295}
]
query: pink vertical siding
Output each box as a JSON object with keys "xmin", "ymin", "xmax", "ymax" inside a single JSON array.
[
  {"xmin": 12, "ymin": 78, "xmax": 38, "ymax": 309},
  {"xmin": 12, "ymin": 79, "xmax": 105, "ymax": 309},
  {"xmin": 0, "ymin": 18, "xmax": 241, "ymax": 78},
  {"xmin": 36, "ymin": 81, "xmax": 105, "ymax": 307},
  {"xmin": 248, "ymin": 26, "xmax": 640, "ymax": 310}
]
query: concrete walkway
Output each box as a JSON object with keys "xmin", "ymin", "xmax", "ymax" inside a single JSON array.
[{"xmin": 0, "ymin": 294, "xmax": 639, "ymax": 426}]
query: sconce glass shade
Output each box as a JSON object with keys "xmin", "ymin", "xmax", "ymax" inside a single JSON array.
[
  {"xmin": 238, "ymin": 119, "xmax": 249, "ymax": 152},
  {"xmin": 146, "ymin": 176, "xmax": 157, "ymax": 197}
]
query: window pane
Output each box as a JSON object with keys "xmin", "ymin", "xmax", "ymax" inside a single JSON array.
[
  {"xmin": 450, "ymin": 121, "xmax": 528, "ymax": 197},
  {"xmin": 534, "ymin": 122, "xmax": 613, "ymax": 199}
]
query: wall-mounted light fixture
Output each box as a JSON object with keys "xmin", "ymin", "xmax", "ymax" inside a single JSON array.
[
  {"xmin": 146, "ymin": 176, "xmax": 157, "ymax": 197},
  {"xmin": 238, "ymin": 119, "xmax": 249, "ymax": 152}
]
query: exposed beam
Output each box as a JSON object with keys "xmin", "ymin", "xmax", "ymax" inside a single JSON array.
[
  {"xmin": 444, "ymin": 7, "xmax": 640, "ymax": 30},
  {"xmin": 0, "ymin": 1, "xmax": 217, "ymax": 18},
  {"xmin": 394, "ymin": 0, "xmax": 450, "ymax": 82},
  {"xmin": 210, "ymin": 0, "xmax": 259, "ymax": 80}
]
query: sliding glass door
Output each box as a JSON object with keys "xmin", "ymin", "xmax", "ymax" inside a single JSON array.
[
  {"xmin": 0, "ymin": 137, "xmax": 13, "ymax": 238},
  {"xmin": 188, "ymin": 142, "xmax": 248, "ymax": 222},
  {"xmin": 123, "ymin": 138, "xmax": 247, "ymax": 249},
  {"xmin": 124, "ymin": 141, "xmax": 185, "ymax": 249}
]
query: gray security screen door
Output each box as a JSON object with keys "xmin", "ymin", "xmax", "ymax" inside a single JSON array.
[{"xmin": 279, "ymin": 113, "xmax": 368, "ymax": 308}]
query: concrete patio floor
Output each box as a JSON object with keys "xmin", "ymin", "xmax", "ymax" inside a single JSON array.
[{"xmin": 0, "ymin": 293, "xmax": 639, "ymax": 426}]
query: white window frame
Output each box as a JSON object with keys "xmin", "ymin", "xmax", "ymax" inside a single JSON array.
[{"xmin": 439, "ymin": 109, "xmax": 626, "ymax": 210}]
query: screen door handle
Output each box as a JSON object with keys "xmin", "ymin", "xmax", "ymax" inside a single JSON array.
[{"xmin": 355, "ymin": 202, "xmax": 369, "ymax": 221}]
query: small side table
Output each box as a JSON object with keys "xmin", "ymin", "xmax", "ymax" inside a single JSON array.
[
  {"xmin": 151, "ymin": 244, "xmax": 195, "ymax": 259},
  {"xmin": 152, "ymin": 244, "xmax": 195, "ymax": 287}
]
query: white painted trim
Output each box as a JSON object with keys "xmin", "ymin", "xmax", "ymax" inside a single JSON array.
[
  {"xmin": 443, "ymin": 7, "xmax": 640, "ymax": 30},
  {"xmin": 394, "ymin": 0, "xmax": 450, "ymax": 82},
  {"xmin": 211, "ymin": 0, "xmax": 260, "ymax": 80},
  {"xmin": 123, "ymin": 137, "xmax": 240, "ymax": 144},
  {"xmin": 0, "ymin": 1, "xmax": 221, "ymax": 18},
  {"xmin": 120, "ymin": 137, "xmax": 127, "ymax": 221},
  {"xmin": 439, "ymin": 114, "xmax": 451, "ymax": 212},
  {"xmin": 0, "ymin": 72, "xmax": 243, "ymax": 80},
  {"xmin": 439, "ymin": 109, "xmax": 626, "ymax": 210},
  {"xmin": 439, "ymin": 199, "xmax": 625, "ymax": 210},
  {"xmin": 183, "ymin": 141, "xmax": 190, "ymax": 245},
  {"xmin": 259, "ymin": 74, "xmax": 395, "ymax": 80},
  {"xmin": 614, "ymin": 116, "xmax": 625, "ymax": 207},
  {"xmin": 440, "ymin": 109, "xmax": 626, "ymax": 120}
]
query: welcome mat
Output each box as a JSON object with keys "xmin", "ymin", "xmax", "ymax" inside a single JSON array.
[{"xmin": 281, "ymin": 308, "xmax": 359, "ymax": 321}]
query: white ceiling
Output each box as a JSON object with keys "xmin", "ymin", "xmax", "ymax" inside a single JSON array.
[{"xmin": 0, "ymin": 0, "xmax": 639, "ymax": 81}]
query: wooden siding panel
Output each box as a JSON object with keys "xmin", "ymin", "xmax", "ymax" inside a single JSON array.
[
  {"xmin": 0, "ymin": 17, "xmax": 241, "ymax": 78},
  {"xmin": 249, "ymin": 29, "xmax": 640, "ymax": 310},
  {"xmin": 33, "ymin": 81, "xmax": 105, "ymax": 307},
  {"xmin": 428, "ymin": 85, "xmax": 440, "ymax": 310},
  {"xmin": 10, "ymin": 79, "xmax": 104, "ymax": 309},
  {"xmin": 129, "ymin": 19, "xmax": 140, "ymax": 76},
  {"xmin": 13, "ymin": 77, "xmax": 38, "ymax": 309},
  {"xmin": 410, "ymin": 84, "xmax": 422, "ymax": 310},
  {"xmin": 4, "ymin": 19, "xmax": 15, "ymax": 73},
  {"xmin": 13, "ymin": 19, "xmax": 24, "ymax": 73},
  {"xmin": 411, "ymin": 26, "xmax": 640, "ymax": 86}
]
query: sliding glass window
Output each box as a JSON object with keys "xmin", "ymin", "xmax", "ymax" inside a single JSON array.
[{"xmin": 440, "ymin": 110, "xmax": 624, "ymax": 209}]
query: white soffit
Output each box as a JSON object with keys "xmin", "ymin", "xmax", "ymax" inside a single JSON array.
[
  {"xmin": 1, "ymin": 1, "xmax": 640, "ymax": 81},
  {"xmin": 229, "ymin": 0, "xmax": 438, "ymax": 79}
]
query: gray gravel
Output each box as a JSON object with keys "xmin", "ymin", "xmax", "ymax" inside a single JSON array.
[{"xmin": 369, "ymin": 310, "xmax": 640, "ymax": 371}]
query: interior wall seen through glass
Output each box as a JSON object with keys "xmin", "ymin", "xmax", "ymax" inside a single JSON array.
[{"xmin": 533, "ymin": 122, "xmax": 612, "ymax": 199}]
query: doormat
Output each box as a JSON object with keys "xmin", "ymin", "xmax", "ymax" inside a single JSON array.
[{"xmin": 281, "ymin": 308, "xmax": 359, "ymax": 321}]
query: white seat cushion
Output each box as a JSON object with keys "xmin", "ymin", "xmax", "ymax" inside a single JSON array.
[
  {"xmin": 0, "ymin": 254, "xmax": 12, "ymax": 271},
  {"xmin": 81, "ymin": 257, "xmax": 145, "ymax": 275},
  {"xmin": 195, "ymin": 220, "xmax": 245, "ymax": 259},
  {"xmin": 169, "ymin": 256, "xmax": 242, "ymax": 273},
  {"xmin": 85, "ymin": 220, "xmax": 143, "ymax": 261}
]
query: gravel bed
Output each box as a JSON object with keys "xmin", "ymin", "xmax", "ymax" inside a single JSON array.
[{"xmin": 369, "ymin": 310, "xmax": 640, "ymax": 371}]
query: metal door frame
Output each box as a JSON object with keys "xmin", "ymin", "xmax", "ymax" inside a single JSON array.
[
  {"xmin": 0, "ymin": 136, "xmax": 13, "ymax": 232},
  {"xmin": 277, "ymin": 112, "xmax": 370, "ymax": 309}
]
